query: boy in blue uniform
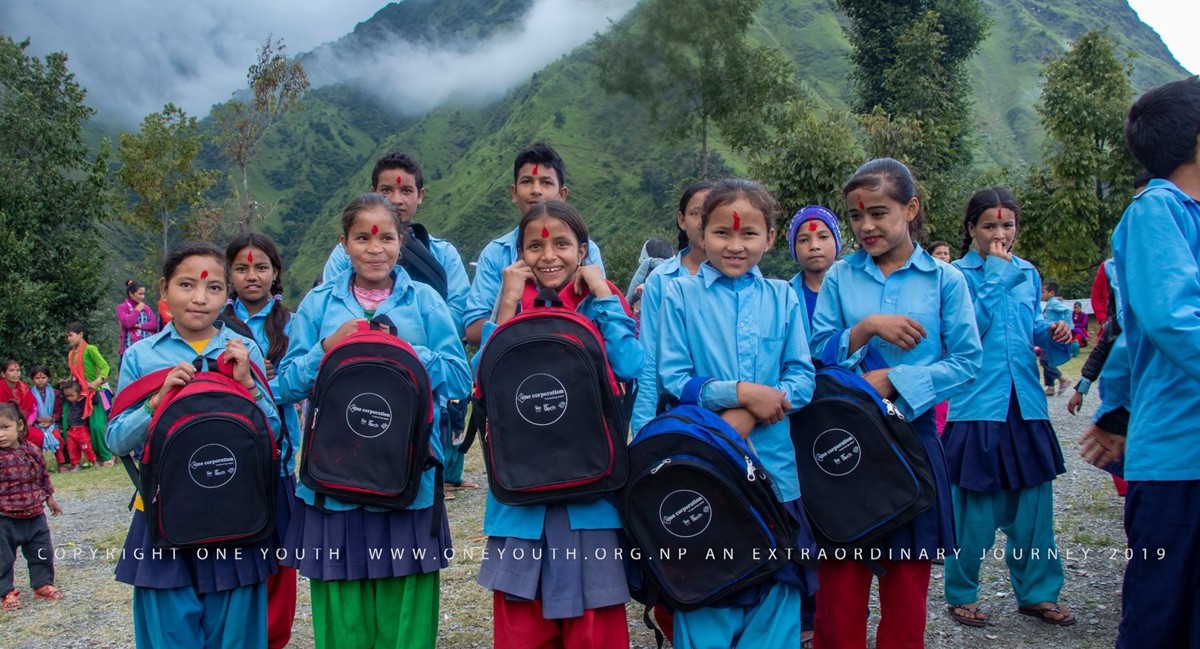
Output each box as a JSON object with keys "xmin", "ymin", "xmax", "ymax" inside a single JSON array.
[
  {"xmin": 1091, "ymin": 76, "xmax": 1200, "ymax": 649},
  {"xmin": 464, "ymin": 142, "xmax": 604, "ymax": 346}
]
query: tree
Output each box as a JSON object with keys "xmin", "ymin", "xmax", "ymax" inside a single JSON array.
[
  {"xmin": 213, "ymin": 36, "xmax": 309, "ymax": 231},
  {"xmin": 118, "ymin": 103, "xmax": 219, "ymax": 261},
  {"xmin": 1017, "ymin": 30, "xmax": 1140, "ymax": 288},
  {"xmin": 593, "ymin": 0, "xmax": 795, "ymax": 177},
  {"xmin": 836, "ymin": 0, "xmax": 989, "ymax": 240},
  {"xmin": 750, "ymin": 101, "xmax": 863, "ymax": 224},
  {"xmin": 0, "ymin": 37, "xmax": 117, "ymax": 371}
]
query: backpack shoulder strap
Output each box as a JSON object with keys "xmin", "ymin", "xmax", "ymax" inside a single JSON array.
[
  {"xmin": 401, "ymin": 224, "xmax": 449, "ymax": 299},
  {"xmin": 107, "ymin": 367, "xmax": 174, "ymax": 420}
]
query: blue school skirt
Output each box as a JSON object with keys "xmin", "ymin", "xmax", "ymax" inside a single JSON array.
[
  {"xmin": 281, "ymin": 498, "xmax": 450, "ymax": 581},
  {"xmin": 876, "ymin": 412, "xmax": 956, "ymax": 555},
  {"xmin": 273, "ymin": 474, "xmax": 296, "ymax": 550},
  {"xmin": 942, "ymin": 389, "xmax": 1065, "ymax": 493},
  {"xmin": 478, "ymin": 505, "xmax": 630, "ymax": 619},
  {"xmin": 114, "ymin": 510, "xmax": 276, "ymax": 594}
]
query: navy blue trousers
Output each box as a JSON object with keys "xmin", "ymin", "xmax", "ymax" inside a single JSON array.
[{"xmin": 1118, "ymin": 480, "xmax": 1200, "ymax": 649}]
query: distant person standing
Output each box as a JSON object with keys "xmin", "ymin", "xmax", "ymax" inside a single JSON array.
[{"xmin": 116, "ymin": 279, "xmax": 158, "ymax": 361}]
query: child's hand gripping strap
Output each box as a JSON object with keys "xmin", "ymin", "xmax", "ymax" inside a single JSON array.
[{"xmin": 519, "ymin": 278, "xmax": 636, "ymax": 317}]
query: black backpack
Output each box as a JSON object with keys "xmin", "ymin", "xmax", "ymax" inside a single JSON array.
[
  {"xmin": 620, "ymin": 378, "xmax": 796, "ymax": 613},
  {"xmin": 401, "ymin": 223, "xmax": 449, "ymax": 300},
  {"xmin": 464, "ymin": 281, "xmax": 631, "ymax": 506},
  {"xmin": 109, "ymin": 354, "xmax": 279, "ymax": 549},
  {"xmin": 789, "ymin": 348, "xmax": 934, "ymax": 555},
  {"xmin": 300, "ymin": 316, "xmax": 438, "ymax": 510}
]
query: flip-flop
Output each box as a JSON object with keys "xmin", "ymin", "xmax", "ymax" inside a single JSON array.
[
  {"xmin": 446, "ymin": 481, "xmax": 479, "ymax": 491},
  {"xmin": 1018, "ymin": 604, "xmax": 1077, "ymax": 626},
  {"xmin": 947, "ymin": 604, "xmax": 989, "ymax": 627}
]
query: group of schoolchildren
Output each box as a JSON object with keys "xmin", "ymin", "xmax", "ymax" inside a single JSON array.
[{"xmin": 1, "ymin": 75, "xmax": 1197, "ymax": 649}]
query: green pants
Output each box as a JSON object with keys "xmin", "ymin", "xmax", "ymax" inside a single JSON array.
[
  {"xmin": 310, "ymin": 572, "xmax": 440, "ymax": 649},
  {"xmin": 89, "ymin": 405, "xmax": 112, "ymax": 463},
  {"xmin": 944, "ymin": 482, "xmax": 1064, "ymax": 606}
]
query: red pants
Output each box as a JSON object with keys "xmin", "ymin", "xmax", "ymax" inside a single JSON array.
[
  {"xmin": 814, "ymin": 560, "xmax": 932, "ymax": 649},
  {"xmin": 493, "ymin": 592, "xmax": 629, "ymax": 649},
  {"xmin": 267, "ymin": 565, "xmax": 297, "ymax": 649},
  {"xmin": 67, "ymin": 426, "xmax": 96, "ymax": 464}
]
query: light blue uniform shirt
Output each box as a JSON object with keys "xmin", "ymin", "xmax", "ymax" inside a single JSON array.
[
  {"xmin": 1094, "ymin": 332, "xmax": 1131, "ymax": 423},
  {"xmin": 481, "ymin": 293, "xmax": 643, "ymax": 539},
  {"xmin": 1110, "ymin": 179, "xmax": 1200, "ymax": 481},
  {"xmin": 107, "ymin": 322, "xmax": 281, "ymax": 457},
  {"xmin": 322, "ymin": 236, "xmax": 471, "ymax": 338},
  {"xmin": 232, "ymin": 298, "xmax": 302, "ymax": 475},
  {"xmin": 810, "ymin": 246, "xmax": 982, "ymax": 421},
  {"xmin": 464, "ymin": 226, "xmax": 604, "ymax": 331},
  {"xmin": 657, "ymin": 264, "xmax": 815, "ymax": 502},
  {"xmin": 275, "ymin": 266, "xmax": 471, "ymax": 510},
  {"xmin": 948, "ymin": 251, "xmax": 1065, "ymax": 422},
  {"xmin": 631, "ymin": 251, "xmax": 697, "ymax": 433},
  {"xmin": 787, "ymin": 272, "xmax": 817, "ymax": 340},
  {"xmin": 1043, "ymin": 296, "xmax": 1071, "ymax": 326}
]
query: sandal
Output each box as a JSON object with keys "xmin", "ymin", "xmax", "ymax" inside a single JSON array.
[
  {"xmin": 443, "ymin": 489, "xmax": 456, "ymax": 501},
  {"xmin": 33, "ymin": 585, "xmax": 64, "ymax": 601},
  {"xmin": 2, "ymin": 590, "xmax": 20, "ymax": 610},
  {"xmin": 446, "ymin": 481, "xmax": 479, "ymax": 491},
  {"xmin": 800, "ymin": 633, "xmax": 814, "ymax": 649},
  {"xmin": 947, "ymin": 603, "xmax": 989, "ymax": 627},
  {"xmin": 1018, "ymin": 603, "xmax": 1077, "ymax": 626}
]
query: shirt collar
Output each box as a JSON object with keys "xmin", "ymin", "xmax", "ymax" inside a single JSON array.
[
  {"xmin": 698, "ymin": 262, "xmax": 763, "ymax": 288},
  {"xmin": 330, "ymin": 266, "xmax": 414, "ymax": 304},
  {"xmin": 846, "ymin": 243, "xmax": 937, "ymax": 278},
  {"xmin": 152, "ymin": 320, "xmax": 232, "ymax": 354},
  {"xmin": 956, "ymin": 249, "xmax": 1033, "ymax": 270},
  {"xmin": 1140, "ymin": 178, "xmax": 1200, "ymax": 206},
  {"xmin": 233, "ymin": 298, "xmax": 275, "ymax": 322}
]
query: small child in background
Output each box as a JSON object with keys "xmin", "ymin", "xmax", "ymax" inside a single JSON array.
[
  {"xmin": 0, "ymin": 400, "xmax": 64, "ymax": 610},
  {"xmin": 27, "ymin": 367, "xmax": 64, "ymax": 467},
  {"xmin": 1041, "ymin": 282, "xmax": 1072, "ymax": 396},
  {"xmin": 59, "ymin": 380, "xmax": 97, "ymax": 472},
  {"xmin": 627, "ymin": 237, "xmax": 674, "ymax": 314}
]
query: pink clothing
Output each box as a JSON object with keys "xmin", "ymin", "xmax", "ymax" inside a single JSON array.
[{"xmin": 116, "ymin": 298, "xmax": 159, "ymax": 355}]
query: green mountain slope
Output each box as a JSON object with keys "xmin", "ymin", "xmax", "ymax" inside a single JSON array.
[{"xmin": 191, "ymin": 0, "xmax": 1194, "ymax": 297}]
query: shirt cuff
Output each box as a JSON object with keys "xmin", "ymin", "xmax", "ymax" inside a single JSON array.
[
  {"xmin": 1076, "ymin": 377, "xmax": 1093, "ymax": 395},
  {"xmin": 699, "ymin": 380, "xmax": 740, "ymax": 411},
  {"xmin": 887, "ymin": 365, "xmax": 935, "ymax": 420}
]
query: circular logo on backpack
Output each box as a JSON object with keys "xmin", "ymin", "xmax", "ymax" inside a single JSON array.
[
  {"xmin": 514, "ymin": 373, "xmax": 568, "ymax": 426},
  {"xmin": 346, "ymin": 393, "xmax": 392, "ymax": 439},
  {"xmin": 188, "ymin": 444, "xmax": 238, "ymax": 489},
  {"xmin": 813, "ymin": 428, "xmax": 861, "ymax": 477},
  {"xmin": 659, "ymin": 489, "xmax": 712, "ymax": 538}
]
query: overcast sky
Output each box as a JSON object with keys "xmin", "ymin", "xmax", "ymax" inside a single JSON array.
[{"xmin": 0, "ymin": 0, "xmax": 1194, "ymax": 127}]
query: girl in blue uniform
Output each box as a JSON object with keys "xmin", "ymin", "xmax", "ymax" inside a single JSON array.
[
  {"xmin": 274, "ymin": 193, "xmax": 470, "ymax": 649},
  {"xmin": 223, "ymin": 232, "xmax": 301, "ymax": 648},
  {"xmin": 106, "ymin": 241, "xmax": 281, "ymax": 648},
  {"xmin": 477, "ymin": 200, "xmax": 642, "ymax": 649},
  {"xmin": 657, "ymin": 178, "xmax": 818, "ymax": 649},
  {"xmin": 941, "ymin": 187, "xmax": 1076, "ymax": 628},
  {"xmin": 631, "ymin": 181, "xmax": 713, "ymax": 434},
  {"xmin": 809, "ymin": 158, "xmax": 981, "ymax": 649}
]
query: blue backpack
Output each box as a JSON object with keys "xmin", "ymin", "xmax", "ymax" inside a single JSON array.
[{"xmin": 620, "ymin": 377, "xmax": 795, "ymax": 613}]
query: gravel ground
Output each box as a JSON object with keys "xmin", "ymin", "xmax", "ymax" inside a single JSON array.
[{"xmin": 5, "ymin": 361, "xmax": 1127, "ymax": 648}]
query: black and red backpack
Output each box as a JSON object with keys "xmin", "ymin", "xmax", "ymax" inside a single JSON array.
[
  {"xmin": 463, "ymin": 280, "xmax": 632, "ymax": 505},
  {"xmin": 300, "ymin": 316, "xmax": 437, "ymax": 510},
  {"xmin": 108, "ymin": 354, "xmax": 279, "ymax": 549}
]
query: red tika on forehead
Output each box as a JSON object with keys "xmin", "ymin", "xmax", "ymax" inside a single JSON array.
[
  {"xmin": 732, "ymin": 211, "xmax": 741, "ymax": 230},
  {"xmin": 371, "ymin": 224, "xmax": 379, "ymax": 235},
  {"xmin": 858, "ymin": 200, "xmax": 866, "ymax": 210},
  {"xmin": 397, "ymin": 175, "xmax": 404, "ymax": 186},
  {"xmin": 532, "ymin": 165, "xmax": 539, "ymax": 176},
  {"xmin": 200, "ymin": 270, "xmax": 208, "ymax": 280},
  {"xmin": 808, "ymin": 221, "xmax": 819, "ymax": 232},
  {"xmin": 247, "ymin": 251, "xmax": 253, "ymax": 263},
  {"xmin": 541, "ymin": 226, "xmax": 550, "ymax": 239}
]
